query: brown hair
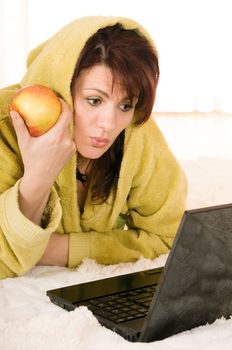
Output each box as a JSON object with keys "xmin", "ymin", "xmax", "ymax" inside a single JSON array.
[{"xmin": 71, "ymin": 23, "xmax": 159, "ymax": 203}]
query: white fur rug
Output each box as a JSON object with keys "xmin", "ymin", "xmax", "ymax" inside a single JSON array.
[
  {"xmin": 1, "ymin": 254, "xmax": 232, "ymax": 350},
  {"xmin": 1, "ymin": 153, "xmax": 232, "ymax": 349}
]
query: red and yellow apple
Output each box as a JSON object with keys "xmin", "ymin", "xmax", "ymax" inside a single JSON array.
[{"xmin": 9, "ymin": 85, "xmax": 61, "ymax": 137}]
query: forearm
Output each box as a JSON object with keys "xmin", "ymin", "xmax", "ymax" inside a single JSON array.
[
  {"xmin": 19, "ymin": 174, "xmax": 52, "ymax": 226},
  {"xmin": 38, "ymin": 232, "xmax": 69, "ymax": 266},
  {"xmin": 0, "ymin": 182, "xmax": 63, "ymax": 278},
  {"xmin": 68, "ymin": 228, "xmax": 173, "ymax": 268}
]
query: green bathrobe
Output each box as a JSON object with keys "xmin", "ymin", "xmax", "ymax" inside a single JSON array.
[{"xmin": 0, "ymin": 16, "xmax": 187, "ymax": 279}]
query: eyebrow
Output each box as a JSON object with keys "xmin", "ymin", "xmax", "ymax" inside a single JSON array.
[
  {"xmin": 83, "ymin": 88, "xmax": 138, "ymax": 102},
  {"xmin": 83, "ymin": 88, "xmax": 109, "ymax": 98}
]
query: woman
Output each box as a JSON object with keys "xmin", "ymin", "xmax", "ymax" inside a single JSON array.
[{"xmin": 0, "ymin": 16, "xmax": 187, "ymax": 278}]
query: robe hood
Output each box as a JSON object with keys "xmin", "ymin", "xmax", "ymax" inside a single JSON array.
[{"xmin": 21, "ymin": 16, "xmax": 158, "ymax": 109}]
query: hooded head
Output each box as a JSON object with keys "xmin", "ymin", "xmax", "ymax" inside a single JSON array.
[
  {"xmin": 20, "ymin": 16, "xmax": 160, "ymax": 203},
  {"xmin": 21, "ymin": 16, "xmax": 159, "ymax": 113}
]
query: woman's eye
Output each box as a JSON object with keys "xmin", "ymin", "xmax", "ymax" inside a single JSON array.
[
  {"xmin": 119, "ymin": 103, "xmax": 132, "ymax": 112},
  {"xmin": 87, "ymin": 98, "xmax": 101, "ymax": 106}
]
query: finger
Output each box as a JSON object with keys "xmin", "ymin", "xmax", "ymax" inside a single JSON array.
[
  {"xmin": 55, "ymin": 98, "xmax": 73, "ymax": 129},
  {"xmin": 44, "ymin": 98, "xmax": 73, "ymax": 138},
  {"xmin": 10, "ymin": 110, "xmax": 30, "ymax": 142}
]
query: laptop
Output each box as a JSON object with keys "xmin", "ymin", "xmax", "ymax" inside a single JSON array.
[{"xmin": 47, "ymin": 203, "xmax": 232, "ymax": 342}]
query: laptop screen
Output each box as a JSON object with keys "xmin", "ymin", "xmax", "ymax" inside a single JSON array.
[{"xmin": 140, "ymin": 203, "xmax": 232, "ymax": 341}]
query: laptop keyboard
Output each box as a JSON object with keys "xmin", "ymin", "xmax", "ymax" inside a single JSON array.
[{"xmin": 76, "ymin": 285, "xmax": 157, "ymax": 324}]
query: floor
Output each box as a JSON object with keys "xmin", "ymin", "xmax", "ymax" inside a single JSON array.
[
  {"xmin": 153, "ymin": 112, "xmax": 232, "ymax": 209},
  {"xmin": 154, "ymin": 112, "xmax": 232, "ymax": 160}
]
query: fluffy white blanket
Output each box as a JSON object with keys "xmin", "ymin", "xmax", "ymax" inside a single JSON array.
[{"xmin": 1, "ymin": 156, "xmax": 232, "ymax": 350}]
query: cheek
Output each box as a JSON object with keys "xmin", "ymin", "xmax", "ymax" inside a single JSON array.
[
  {"xmin": 73, "ymin": 113, "xmax": 86, "ymax": 141},
  {"xmin": 118, "ymin": 114, "xmax": 133, "ymax": 131},
  {"xmin": 111, "ymin": 118, "xmax": 132, "ymax": 143},
  {"xmin": 74, "ymin": 101, "xmax": 87, "ymax": 125},
  {"xmin": 74, "ymin": 109, "xmax": 90, "ymax": 131}
]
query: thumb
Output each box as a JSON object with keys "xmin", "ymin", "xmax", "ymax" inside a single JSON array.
[{"xmin": 10, "ymin": 110, "xmax": 30, "ymax": 141}]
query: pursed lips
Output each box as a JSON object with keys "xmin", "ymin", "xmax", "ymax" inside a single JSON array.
[{"xmin": 90, "ymin": 136, "xmax": 110, "ymax": 148}]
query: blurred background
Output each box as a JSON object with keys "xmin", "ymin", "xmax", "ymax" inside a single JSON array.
[
  {"xmin": 1, "ymin": 0, "xmax": 232, "ymax": 112},
  {"xmin": 1, "ymin": 0, "xmax": 232, "ymax": 163}
]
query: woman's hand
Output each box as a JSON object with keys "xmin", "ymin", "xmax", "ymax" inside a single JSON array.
[
  {"xmin": 10, "ymin": 98, "xmax": 76, "ymax": 190},
  {"xmin": 10, "ymin": 98, "xmax": 76, "ymax": 225}
]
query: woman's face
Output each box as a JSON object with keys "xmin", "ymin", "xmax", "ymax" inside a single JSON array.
[{"xmin": 73, "ymin": 64, "xmax": 138, "ymax": 160}]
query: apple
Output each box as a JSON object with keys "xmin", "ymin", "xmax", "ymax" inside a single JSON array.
[{"xmin": 9, "ymin": 85, "xmax": 61, "ymax": 137}]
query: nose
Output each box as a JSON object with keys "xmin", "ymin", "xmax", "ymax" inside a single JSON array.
[{"xmin": 97, "ymin": 105, "xmax": 116, "ymax": 133}]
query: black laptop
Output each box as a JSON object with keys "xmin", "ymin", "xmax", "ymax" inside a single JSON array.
[{"xmin": 47, "ymin": 203, "xmax": 232, "ymax": 342}]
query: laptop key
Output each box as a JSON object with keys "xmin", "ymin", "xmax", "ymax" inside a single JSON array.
[
  {"xmin": 122, "ymin": 301, "xmax": 134, "ymax": 306},
  {"xmin": 94, "ymin": 309, "xmax": 112, "ymax": 318},
  {"xmin": 89, "ymin": 299, "xmax": 101, "ymax": 305},
  {"xmin": 108, "ymin": 314, "xmax": 120, "ymax": 321},
  {"xmin": 115, "ymin": 318, "xmax": 127, "ymax": 323},
  {"xmin": 136, "ymin": 297, "xmax": 152, "ymax": 304},
  {"xmin": 141, "ymin": 301, "xmax": 150, "ymax": 307},
  {"xmin": 125, "ymin": 315, "xmax": 137, "ymax": 321},
  {"xmin": 134, "ymin": 313, "xmax": 145, "ymax": 318}
]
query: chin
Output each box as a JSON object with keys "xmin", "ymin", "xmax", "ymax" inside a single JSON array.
[
  {"xmin": 76, "ymin": 141, "xmax": 113, "ymax": 159},
  {"xmin": 77, "ymin": 147, "xmax": 107, "ymax": 160}
]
